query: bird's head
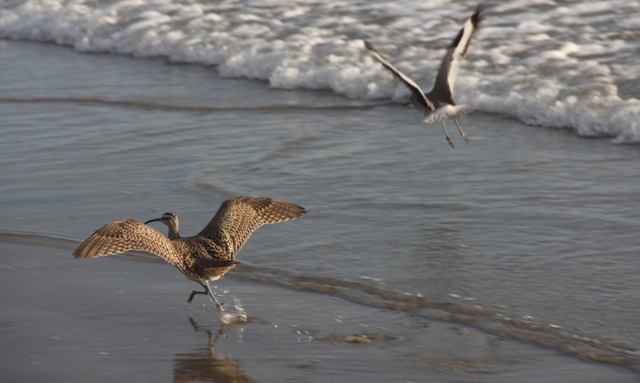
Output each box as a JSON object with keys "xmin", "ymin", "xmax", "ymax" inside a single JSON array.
[{"xmin": 145, "ymin": 212, "xmax": 180, "ymax": 239}]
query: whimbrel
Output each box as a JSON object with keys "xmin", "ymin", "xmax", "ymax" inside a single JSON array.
[
  {"xmin": 73, "ymin": 196, "xmax": 306, "ymax": 316},
  {"xmin": 365, "ymin": 3, "xmax": 485, "ymax": 148}
]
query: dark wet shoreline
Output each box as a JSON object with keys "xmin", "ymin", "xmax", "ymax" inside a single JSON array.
[{"xmin": 0, "ymin": 240, "xmax": 636, "ymax": 382}]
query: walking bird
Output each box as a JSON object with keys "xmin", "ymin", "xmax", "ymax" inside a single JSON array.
[
  {"xmin": 365, "ymin": 3, "xmax": 485, "ymax": 148},
  {"xmin": 73, "ymin": 196, "xmax": 306, "ymax": 316}
]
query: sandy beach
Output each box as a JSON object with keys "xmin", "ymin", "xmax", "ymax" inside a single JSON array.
[
  {"xmin": 2, "ymin": 240, "xmax": 637, "ymax": 383},
  {"xmin": 1, "ymin": 38, "xmax": 639, "ymax": 382}
]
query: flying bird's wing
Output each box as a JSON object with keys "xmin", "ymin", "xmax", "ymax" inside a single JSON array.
[
  {"xmin": 432, "ymin": 3, "xmax": 485, "ymax": 100},
  {"xmin": 73, "ymin": 219, "xmax": 178, "ymax": 262},
  {"xmin": 197, "ymin": 196, "xmax": 306, "ymax": 258},
  {"xmin": 365, "ymin": 41, "xmax": 435, "ymax": 112}
]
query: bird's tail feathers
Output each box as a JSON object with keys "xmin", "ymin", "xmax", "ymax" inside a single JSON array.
[
  {"xmin": 424, "ymin": 104, "xmax": 475, "ymax": 123},
  {"xmin": 201, "ymin": 260, "xmax": 239, "ymax": 281}
]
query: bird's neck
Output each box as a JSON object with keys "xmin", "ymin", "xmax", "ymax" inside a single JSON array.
[{"xmin": 167, "ymin": 223, "xmax": 181, "ymax": 239}]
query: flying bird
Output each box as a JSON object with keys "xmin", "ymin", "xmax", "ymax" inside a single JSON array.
[
  {"xmin": 365, "ymin": 3, "xmax": 485, "ymax": 148},
  {"xmin": 73, "ymin": 196, "xmax": 306, "ymax": 316}
]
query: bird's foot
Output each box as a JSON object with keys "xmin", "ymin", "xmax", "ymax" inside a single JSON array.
[
  {"xmin": 461, "ymin": 132, "xmax": 469, "ymax": 143},
  {"xmin": 447, "ymin": 137, "xmax": 455, "ymax": 148},
  {"xmin": 187, "ymin": 289, "xmax": 208, "ymax": 303}
]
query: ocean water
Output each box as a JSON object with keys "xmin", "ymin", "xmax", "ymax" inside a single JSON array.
[
  {"xmin": 0, "ymin": 0, "xmax": 639, "ymax": 141},
  {"xmin": 1, "ymin": 0, "xmax": 640, "ymax": 381}
]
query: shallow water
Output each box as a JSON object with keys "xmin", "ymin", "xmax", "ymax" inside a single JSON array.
[
  {"xmin": 1, "ymin": 39, "xmax": 640, "ymax": 381},
  {"xmin": 1, "ymin": 0, "xmax": 639, "ymax": 141}
]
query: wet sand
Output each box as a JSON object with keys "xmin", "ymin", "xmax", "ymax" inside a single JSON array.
[{"xmin": 0, "ymin": 240, "xmax": 637, "ymax": 382}]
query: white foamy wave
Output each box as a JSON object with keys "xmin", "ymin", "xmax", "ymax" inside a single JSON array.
[{"xmin": 1, "ymin": 0, "xmax": 639, "ymax": 143}]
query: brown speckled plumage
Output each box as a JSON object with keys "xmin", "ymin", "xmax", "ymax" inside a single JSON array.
[{"xmin": 73, "ymin": 196, "xmax": 306, "ymax": 312}]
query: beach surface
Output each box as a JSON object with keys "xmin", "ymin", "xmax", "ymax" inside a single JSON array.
[{"xmin": 1, "ymin": 39, "xmax": 640, "ymax": 382}]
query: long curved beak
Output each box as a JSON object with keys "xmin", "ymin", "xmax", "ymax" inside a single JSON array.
[{"xmin": 144, "ymin": 217, "xmax": 163, "ymax": 225}]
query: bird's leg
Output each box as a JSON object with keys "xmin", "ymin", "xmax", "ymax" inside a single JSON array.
[
  {"xmin": 187, "ymin": 281, "xmax": 209, "ymax": 303},
  {"xmin": 441, "ymin": 121, "xmax": 455, "ymax": 148},
  {"xmin": 189, "ymin": 280, "xmax": 226, "ymax": 315},
  {"xmin": 453, "ymin": 119, "xmax": 469, "ymax": 143},
  {"xmin": 204, "ymin": 280, "xmax": 225, "ymax": 313}
]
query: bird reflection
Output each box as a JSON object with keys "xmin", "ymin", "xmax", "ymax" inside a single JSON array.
[{"xmin": 172, "ymin": 317, "xmax": 257, "ymax": 383}]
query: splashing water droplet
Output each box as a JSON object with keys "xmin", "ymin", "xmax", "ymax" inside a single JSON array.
[{"xmin": 219, "ymin": 310, "xmax": 247, "ymax": 325}]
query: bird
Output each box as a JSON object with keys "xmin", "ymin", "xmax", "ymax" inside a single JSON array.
[
  {"xmin": 73, "ymin": 196, "xmax": 307, "ymax": 316},
  {"xmin": 365, "ymin": 3, "xmax": 485, "ymax": 148}
]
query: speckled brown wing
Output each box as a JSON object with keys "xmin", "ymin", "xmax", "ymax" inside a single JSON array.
[
  {"xmin": 73, "ymin": 219, "xmax": 179, "ymax": 264},
  {"xmin": 196, "ymin": 196, "xmax": 306, "ymax": 259}
]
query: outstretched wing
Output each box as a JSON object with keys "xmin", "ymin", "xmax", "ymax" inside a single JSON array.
[
  {"xmin": 432, "ymin": 3, "xmax": 485, "ymax": 100},
  {"xmin": 73, "ymin": 219, "xmax": 178, "ymax": 263},
  {"xmin": 365, "ymin": 40, "xmax": 435, "ymax": 112},
  {"xmin": 197, "ymin": 196, "xmax": 307, "ymax": 258}
]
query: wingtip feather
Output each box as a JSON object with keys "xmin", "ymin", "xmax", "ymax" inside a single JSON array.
[{"xmin": 471, "ymin": 3, "xmax": 487, "ymax": 27}]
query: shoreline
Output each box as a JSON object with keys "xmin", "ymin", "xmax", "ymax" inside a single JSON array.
[
  {"xmin": 2, "ymin": 38, "xmax": 640, "ymax": 382},
  {"xmin": 1, "ymin": 239, "xmax": 638, "ymax": 382}
]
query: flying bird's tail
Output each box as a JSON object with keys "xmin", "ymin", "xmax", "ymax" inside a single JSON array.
[{"xmin": 424, "ymin": 104, "xmax": 475, "ymax": 123}]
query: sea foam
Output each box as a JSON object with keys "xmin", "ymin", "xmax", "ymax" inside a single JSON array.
[{"xmin": 1, "ymin": 0, "xmax": 638, "ymax": 143}]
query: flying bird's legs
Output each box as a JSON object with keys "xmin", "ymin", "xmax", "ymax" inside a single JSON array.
[
  {"xmin": 441, "ymin": 122, "xmax": 455, "ymax": 148},
  {"xmin": 453, "ymin": 119, "xmax": 469, "ymax": 143}
]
